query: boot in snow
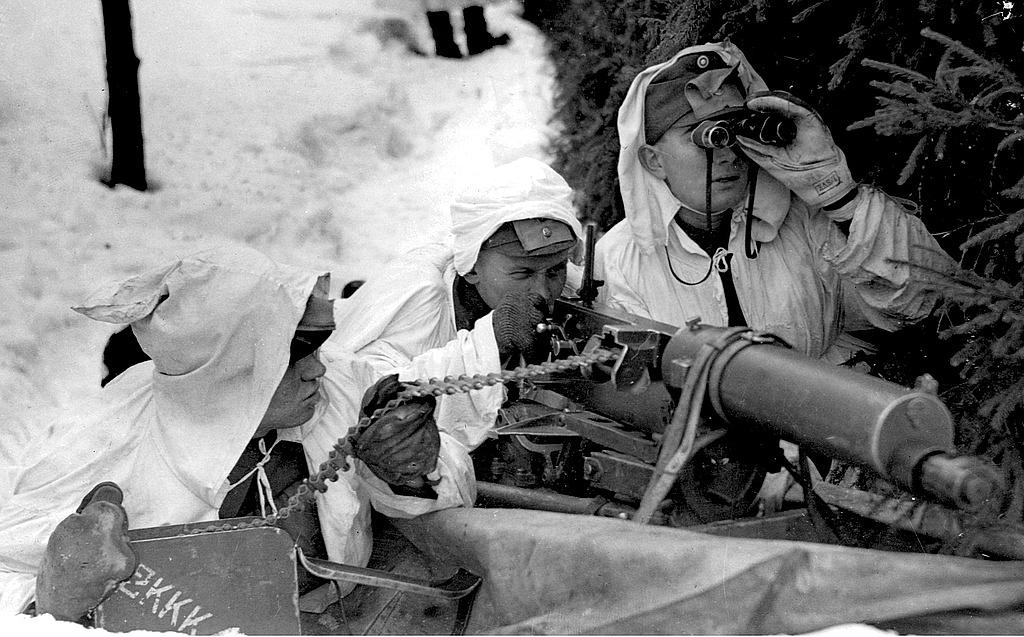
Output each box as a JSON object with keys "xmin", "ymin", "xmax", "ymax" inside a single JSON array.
[
  {"xmin": 426, "ymin": 11, "xmax": 462, "ymax": 59},
  {"xmin": 463, "ymin": 5, "xmax": 510, "ymax": 56}
]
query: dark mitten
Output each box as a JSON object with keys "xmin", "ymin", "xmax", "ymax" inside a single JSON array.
[
  {"xmin": 360, "ymin": 373, "xmax": 406, "ymax": 417},
  {"xmin": 492, "ymin": 291, "xmax": 549, "ymax": 359},
  {"xmin": 354, "ymin": 375, "xmax": 440, "ymax": 490},
  {"xmin": 36, "ymin": 483, "xmax": 137, "ymax": 622}
]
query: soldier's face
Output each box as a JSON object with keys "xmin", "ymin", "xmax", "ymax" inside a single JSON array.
[
  {"xmin": 465, "ymin": 248, "xmax": 571, "ymax": 312},
  {"xmin": 643, "ymin": 123, "xmax": 751, "ymax": 213},
  {"xmin": 254, "ymin": 351, "xmax": 326, "ymax": 438}
]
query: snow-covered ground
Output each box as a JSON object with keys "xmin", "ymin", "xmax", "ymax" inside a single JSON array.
[
  {"xmin": 1, "ymin": 0, "xmax": 550, "ymax": 632},
  {"xmin": 0, "ymin": 3, "xmax": 899, "ymax": 636},
  {"xmin": 0, "ymin": 0, "xmax": 552, "ymax": 454}
]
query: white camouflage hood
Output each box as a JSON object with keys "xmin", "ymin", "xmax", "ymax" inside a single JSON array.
[
  {"xmin": 73, "ymin": 245, "xmax": 325, "ymax": 505},
  {"xmin": 449, "ymin": 157, "xmax": 583, "ymax": 276},
  {"xmin": 617, "ymin": 42, "xmax": 791, "ymax": 254}
]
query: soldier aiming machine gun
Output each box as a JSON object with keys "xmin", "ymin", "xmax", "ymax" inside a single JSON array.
[
  {"xmin": 93, "ymin": 233, "xmax": 1016, "ymax": 633},
  {"xmin": 472, "ymin": 226, "xmax": 1013, "ymax": 557}
]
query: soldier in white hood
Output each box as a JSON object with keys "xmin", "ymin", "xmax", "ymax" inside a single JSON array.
[
  {"xmin": 0, "ymin": 246, "xmax": 475, "ymax": 622},
  {"xmin": 595, "ymin": 42, "xmax": 958, "ymax": 512},
  {"xmin": 596, "ymin": 41, "xmax": 956, "ymax": 364},
  {"xmin": 333, "ymin": 157, "xmax": 583, "ymax": 451}
]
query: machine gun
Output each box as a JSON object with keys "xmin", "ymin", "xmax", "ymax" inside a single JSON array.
[{"xmin": 473, "ymin": 288, "xmax": 1013, "ymax": 556}]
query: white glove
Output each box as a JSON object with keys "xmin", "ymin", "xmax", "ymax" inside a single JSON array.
[{"xmin": 736, "ymin": 91, "xmax": 855, "ymax": 209}]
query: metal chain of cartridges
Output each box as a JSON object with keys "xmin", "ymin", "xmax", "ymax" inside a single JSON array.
[{"xmin": 181, "ymin": 347, "xmax": 620, "ymax": 536}]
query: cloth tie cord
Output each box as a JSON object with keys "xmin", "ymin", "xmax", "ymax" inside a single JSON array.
[
  {"xmin": 711, "ymin": 247, "xmax": 731, "ymax": 273},
  {"xmin": 666, "ymin": 245, "xmax": 732, "ymax": 286},
  {"xmin": 226, "ymin": 437, "xmax": 281, "ymax": 518}
]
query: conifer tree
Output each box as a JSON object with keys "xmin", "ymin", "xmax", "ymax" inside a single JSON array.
[
  {"xmin": 855, "ymin": 28, "xmax": 1024, "ymax": 466},
  {"xmin": 534, "ymin": 1, "xmax": 1024, "ymax": 475},
  {"xmin": 533, "ymin": 0, "xmax": 1021, "ymax": 235}
]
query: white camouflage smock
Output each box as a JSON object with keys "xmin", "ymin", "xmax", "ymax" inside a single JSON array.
[
  {"xmin": 0, "ymin": 247, "xmax": 474, "ymax": 615},
  {"xmin": 595, "ymin": 42, "xmax": 956, "ymax": 362},
  {"xmin": 332, "ymin": 158, "xmax": 583, "ymax": 449}
]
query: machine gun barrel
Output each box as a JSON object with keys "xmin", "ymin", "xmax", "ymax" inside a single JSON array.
[{"xmin": 658, "ymin": 321, "xmax": 1003, "ymax": 513}]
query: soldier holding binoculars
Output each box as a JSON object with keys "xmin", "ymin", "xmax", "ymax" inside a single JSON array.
[
  {"xmin": 593, "ymin": 42, "xmax": 958, "ymax": 512},
  {"xmin": 596, "ymin": 41, "xmax": 955, "ymax": 364}
]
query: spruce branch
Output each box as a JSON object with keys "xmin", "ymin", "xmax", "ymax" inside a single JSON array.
[
  {"xmin": 996, "ymin": 131, "xmax": 1024, "ymax": 157},
  {"xmin": 859, "ymin": 59, "xmax": 933, "ymax": 87},
  {"xmin": 932, "ymin": 215, "xmax": 1008, "ymax": 239},
  {"xmin": 962, "ymin": 208, "xmax": 1024, "ymax": 251},
  {"xmin": 858, "ymin": 31, "xmax": 1023, "ymax": 136},
  {"xmin": 886, "ymin": 255, "xmax": 1023, "ymax": 307},
  {"xmin": 899, "ymin": 135, "xmax": 930, "ymax": 184},
  {"xmin": 981, "ymin": 375, "xmax": 1024, "ymax": 431},
  {"xmin": 922, "ymin": 28, "xmax": 1020, "ymax": 87},
  {"xmin": 1005, "ymin": 176, "xmax": 1024, "ymax": 200},
  {"xmin": 792, "ymin": 0, "xmax": 832, "ymax": 23}
]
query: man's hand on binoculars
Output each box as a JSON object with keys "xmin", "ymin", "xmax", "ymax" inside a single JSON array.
[{"xmin": 736, "ymin": 90, "xmax": 856, "ymax": 210}]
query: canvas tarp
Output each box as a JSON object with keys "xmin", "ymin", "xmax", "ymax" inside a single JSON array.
[{"xmin": 394, "ymin": 507, "xmax": 1024, "ymax": 634}]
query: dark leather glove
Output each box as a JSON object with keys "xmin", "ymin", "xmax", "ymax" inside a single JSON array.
[
  {"xmin": 492, "ymin": 290, "xmax": 550, "ymax": 360},
  {"xmin": 36, "ymin": 483, "xmax": 137, "ymax": 622},
  {"xmin": 353, "ymin": 374, "xmax": 440, "ymax": 491}
]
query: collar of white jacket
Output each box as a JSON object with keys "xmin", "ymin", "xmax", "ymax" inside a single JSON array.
[
  {"xmin": 449, "ymin": 157, "xmax": 584, "ymax": 276},
  {"xmin": 617, "ymin": 42, "xmax": 791, "ymax": 255}
]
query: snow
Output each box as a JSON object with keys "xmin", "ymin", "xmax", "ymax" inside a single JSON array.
[
  {"xmin": 0, "ymin": 0, "xmax": 551, "ymax": 452},
  {"xmin": 0, "ymin": 1, "xmax": 945, "ymax": 635},
  {"xmin": 0, "ymin": 0, "xmax": 551, "ymax": 632},
  {"xmin": 2, "ymin": 612, "xmax": 243, "ymax": 637}
]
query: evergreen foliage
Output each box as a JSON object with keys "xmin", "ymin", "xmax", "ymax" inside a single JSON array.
[
  {"xmin": 534, "ymin": 0, "xmax": 675, "ymax": 226},
  {"xmin": 854, "ymin": 28, "xmax": 1024, "ymax": 464},
  {"xmin": 533, "ymin": 0, "xmax": 1021, "ymax": 238},
  {"xmin": 532, "ymin": 2, "xmax": 1024, "ymax": 505}
]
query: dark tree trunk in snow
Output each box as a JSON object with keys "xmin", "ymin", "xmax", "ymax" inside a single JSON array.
[{"xmin": 100, "ymin": 0, "xmax": 147, "ymax": 190}]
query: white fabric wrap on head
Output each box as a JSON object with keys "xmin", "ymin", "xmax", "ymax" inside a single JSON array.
[
  {"xmin": 450, "ymin": 157, "xmax": 584, "ymax": 276},
  {"xmin": 73, "ymin": 245, "xmax": 323, "ymax": 505},
  {"xmin": 617, "ymin": 41, "xmax": 792, "ymax": 255}
]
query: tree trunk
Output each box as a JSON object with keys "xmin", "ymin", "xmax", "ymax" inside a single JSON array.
[{"xmin": 100, "ymin": 0, "xmax": 147, "ymax": 191}]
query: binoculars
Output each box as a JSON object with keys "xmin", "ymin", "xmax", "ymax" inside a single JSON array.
[{"xmin": 691, "ymin": 111, "xmax": 797, "ymax": 149}]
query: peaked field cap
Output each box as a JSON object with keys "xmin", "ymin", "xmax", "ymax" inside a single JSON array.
[
  {"xmin": 297, "ymin": 296, "xmax": 335, "ymax": 331},
  {"xmin": 297, "ymin": 273, "xmax": 335, "ymax": 331},
  {"xmin": 482, "ymin": 219, "xmax": 576, "ymax": 257},
  {"xmin": 644, "ymin": 48, "xmax": 747, "ymax": 143},
  {"xmin": 450, "ymin": 157, "xmax": 583, "ymax": 276}
]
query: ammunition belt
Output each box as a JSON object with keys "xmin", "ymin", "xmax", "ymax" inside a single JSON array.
[{"xmin": 182, "ymin": 348, "xmax": 620, "ymax": 535}]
